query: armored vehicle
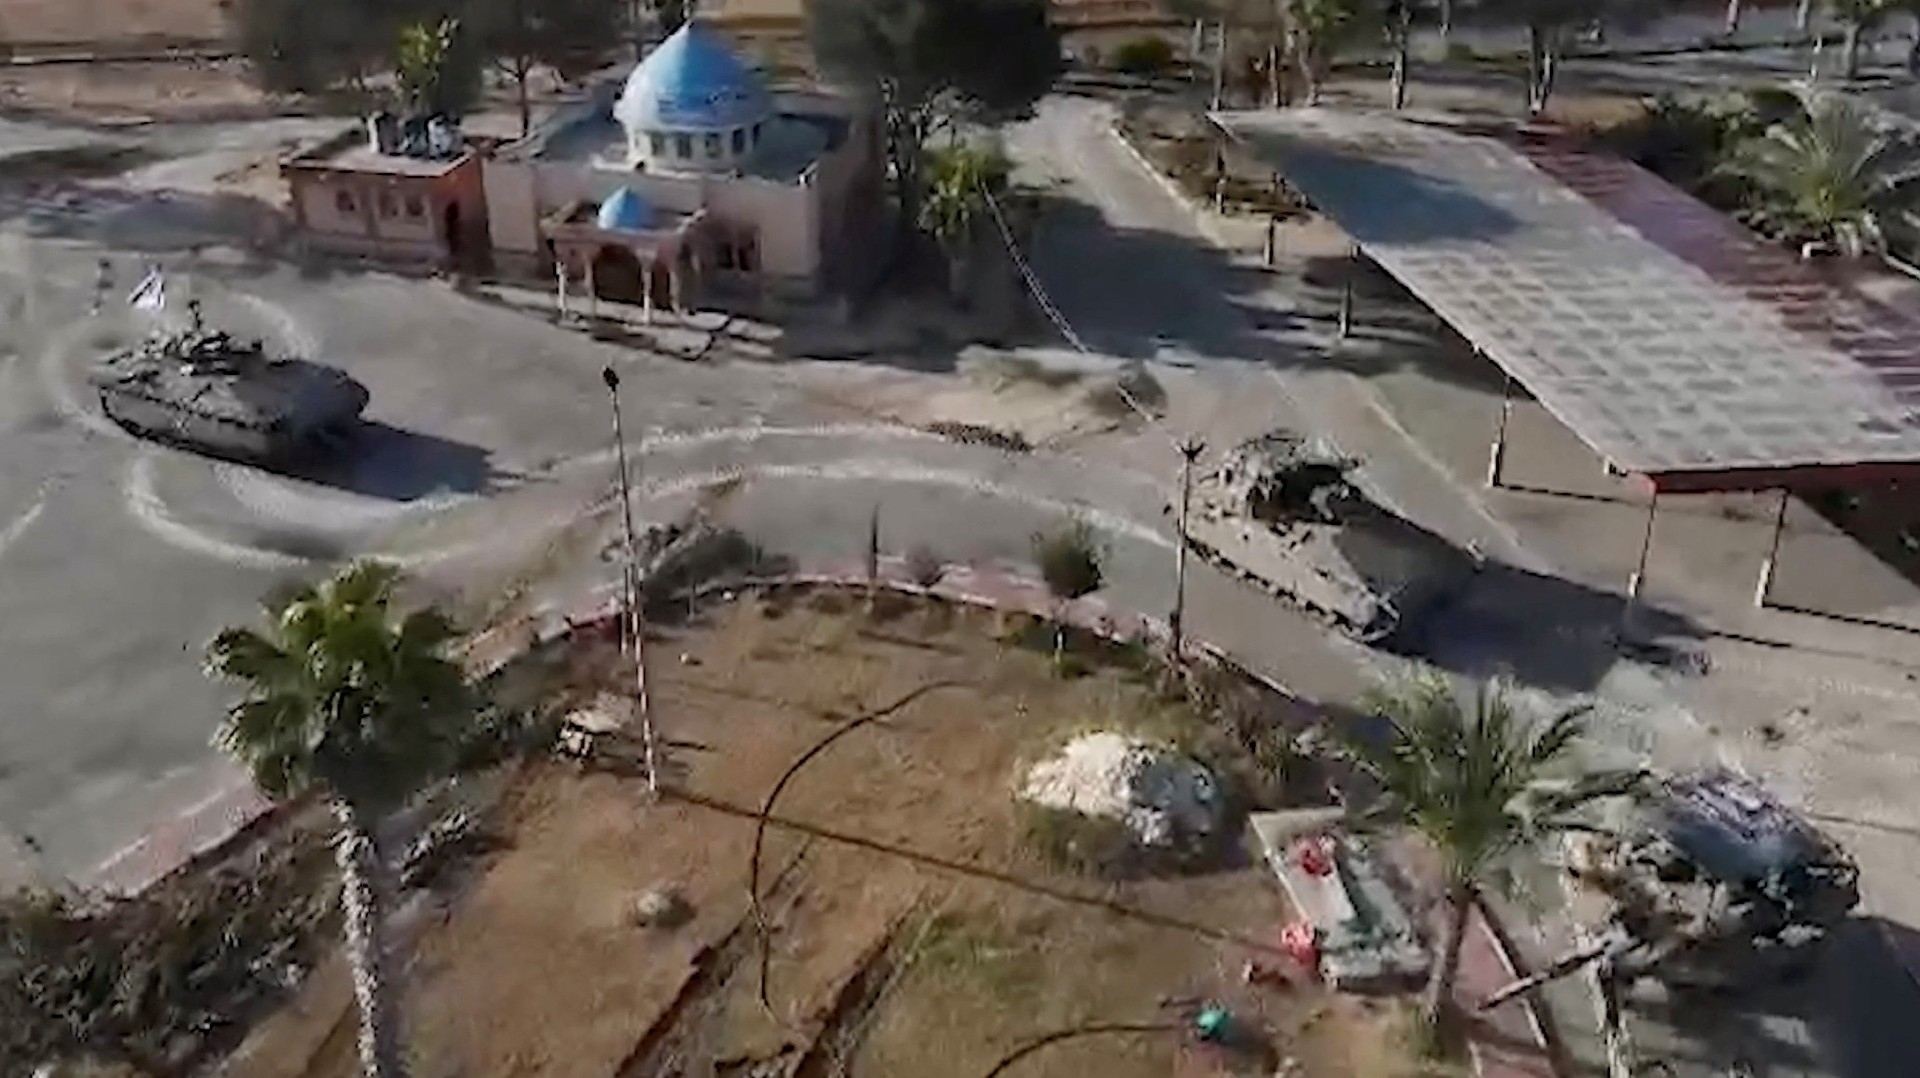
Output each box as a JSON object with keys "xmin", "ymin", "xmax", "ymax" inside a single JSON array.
[
  {"xmin": 1191, "ymin": 431, "xmax": 1478, "ymax": 644},
  {"xmin": 1484, "ymin": 769, "xmax": 1859, "ymax": 1011},
  {"xmin": 89, "ymin": 301, "xmax": 368, "ymax": 464}
]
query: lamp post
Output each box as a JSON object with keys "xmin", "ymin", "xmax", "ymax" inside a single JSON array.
[
  {"xmin": 1170, "ymin": 435, "xmax": 1206, "ymax": 661},
  {"xmin": 602, "ymin": 365, "xmax": 659, "ymax": 795}
]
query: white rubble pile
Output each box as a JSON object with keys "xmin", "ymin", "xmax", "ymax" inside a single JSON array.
[{"xmin": 1020, "ymin": 731, "xmax": 1223, "ymax": 849}]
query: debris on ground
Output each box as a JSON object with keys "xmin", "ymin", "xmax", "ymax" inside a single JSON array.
[
  {"xmin": 630, "ymin": 886, "xmax": 691, "ymax": 929},
  {"xmin": 1019, "ymin": 731, "xmax": 1223, "ymax": 850}
]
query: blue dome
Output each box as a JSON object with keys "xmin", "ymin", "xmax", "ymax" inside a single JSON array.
[
  {"xmin": 614, "ymin": 23, "xmax": 772, "ymax": 132},
  {"xmin": 596, "ymin": 187, "xmax": 653, "ymax": 231}
]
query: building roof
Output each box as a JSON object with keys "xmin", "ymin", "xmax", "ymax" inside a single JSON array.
[
  {"xmin": 614, "ymin": 22, "xmax": 772, "ymax": 132},
  {"xmin": 1215, "ymin": 107, "xmax": 1920, "ymax": 493},
  {"xmin": 596, "ymin": 187, "xmax": 655, "ymax": 231}
]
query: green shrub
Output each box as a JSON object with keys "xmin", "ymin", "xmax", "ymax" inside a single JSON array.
[
  {"xmin": 1031, "ymin": 518, "xmax": 1107, "ymax": 602},
  {"xmin": 1112, "ymin": 35, "xmax": 1176, "ymax": 76}
]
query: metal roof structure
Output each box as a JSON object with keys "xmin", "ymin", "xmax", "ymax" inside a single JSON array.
[{"xmin": 1215, "ymin": 108, "xmax": 1920, "ymax": 493}]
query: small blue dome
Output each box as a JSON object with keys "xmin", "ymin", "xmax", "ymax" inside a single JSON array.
[
  {"xmin": 614, "ymin": 22, "xmax": 772, "ymax": 132},
  {"xmin": 596, "ymin": 187, "xmax": 653, "ymax": 231}
]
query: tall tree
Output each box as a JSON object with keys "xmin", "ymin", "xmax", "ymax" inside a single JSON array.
[
  {"xmin": 467, "ymin": 0, "xmax": 627, "ymax": 135},
  {"xmin": 1825, "ymin": 0, "xmax": 1895, "ymax": 79},
  {"xmin": 919, "ymin": 142, "xmax": 1013, "ymax": 303},
  {"xmin": 205, "ymin": 562, "xmax": 475, "ymax": 1078},
  {"xmin": 229, "ymin": 0, "xmax": 405, "ymax": 102},
  {"xmin": 809, "ymin": 0, "xmax": 1061, "ymax": 247},
  {"xmin": 1380, "ymin": 0, "xmax": 1426, "ymax": 109},
  {"xmin": 396, "ymin": 17, "xmax": 482, "ymax": 116},
  {"xmin": 1337, "ymin": 674, "xmax": 1639, "ymax": 1031},
  {"xmin": 1458, "ymin": 0, "xmax": 1660, "ymax": 114},
  {"xmin": 1723, "ymin": 93, "xmax": 1920, "ymax": 257},
  {"xmin": 1285, "ymin": 0, "xmax": 1377, "ymax": 106}
]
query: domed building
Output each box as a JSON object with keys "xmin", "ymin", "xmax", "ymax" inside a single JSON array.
[
  {"xmin": 613, "ymin": 22, "xmax": 774, "ymax": 174},
  {"xmin": 475, "ymin": 21, "xmax": 884, "ymax": 312}
]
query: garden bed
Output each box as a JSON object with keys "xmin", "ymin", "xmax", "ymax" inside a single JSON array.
[{"xmin": 218, "ymin": 591, "xmax": 1436, "ymax": 1078}]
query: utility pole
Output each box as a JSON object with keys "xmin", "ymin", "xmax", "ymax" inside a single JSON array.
[
  {"xmin": 1170, "ymin": 436, "xmax": 1205, "ymax": 660},
  {"xmin": 603, "ymin": 366, "xmax": 659, "ymax": 795}
]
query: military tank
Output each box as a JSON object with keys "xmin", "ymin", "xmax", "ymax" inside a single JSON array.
[
  {"xmin": 1483, "ymin": 769, "xmax": 1859, "ymax": 1009},
  {"xmin": 1188, "ymin": 431, "xmax": 1479, "ymax": 645},
  {"xmin": 89, "ymin": 300, "xmax": 368, "ymax": 465}
]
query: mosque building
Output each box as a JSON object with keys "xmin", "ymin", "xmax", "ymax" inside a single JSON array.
[{"xmin": 282, "ymin": 21, "xmax": 884, "ymax": 314}]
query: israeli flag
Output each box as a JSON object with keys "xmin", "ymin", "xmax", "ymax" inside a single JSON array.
[{"xmin": 127, "ymin": 267, "xmax": 166, "ymax": 313}]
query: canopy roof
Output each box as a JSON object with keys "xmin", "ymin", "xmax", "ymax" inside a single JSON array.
[{"xmin": 1216, "ymin": 108, "xmax": 1920, "ymax": 493}]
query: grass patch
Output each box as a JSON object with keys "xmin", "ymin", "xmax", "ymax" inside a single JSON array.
[
  {"xmin": 911, "ymin": 910, "xmax": 1047, "ymax": 1002},
  {"xmin": 1018, "ymin": 801, "xmax": 1142, "ymax": 878}
]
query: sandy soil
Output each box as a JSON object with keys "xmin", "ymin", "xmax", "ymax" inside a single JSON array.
[
  {"xmin": 223, "ymin": 594, "xmax": 1418, "ymax": 1078},
  {"xmin": 0, "ymin": 0, "xmax": 227, "ymax": 47}
]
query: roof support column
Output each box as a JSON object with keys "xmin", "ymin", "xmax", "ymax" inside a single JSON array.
[
  {"xmin": 1338, "ymin": 243, "xmax": 1358, "ymax": 339},
  {"xmin": 1623, "ymin": 490, "xmax": 1661, "ymax": 633},
  {"xmin": 585, "ymin": 254, "xmax": 598, "ymax": 321},
  {"xmin": 1754, "ymin": 487, "xmax": 1790, "ymax": 608},
  {"xmin": 642, "ymin": 259, "xmax": 656, "ymax": 325},
  {"xmin": 555, "ymin": 257, "xmax": 570, "ymax": 323},
  {"xmin": 1486, "ymin": 370, "xmax": 1513, "ymax": 489}
]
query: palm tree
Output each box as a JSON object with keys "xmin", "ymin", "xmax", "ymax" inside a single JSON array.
[
  {"xmin": 1723, "ymin": 93, "xmax": 1920, "ymax": 257},
  {"xmin": 205, "ymin": 561, "xmax": 474, "ymax": 1078},
  {"xmin": 1284, "ymin": 0, "xmax": 1375, "ymax": 106},
  {"xmin": 1337, "ymin": 673, "xmax": 1640, "ymax": 1031},
  {"xmin": 919, "ymin": 142, "xmax": 1012, "ymax": 304}
]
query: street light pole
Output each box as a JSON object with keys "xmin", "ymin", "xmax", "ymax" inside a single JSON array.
[
  {"xmin": 1170, "ymin": 436, "xmax": 1205, "ymax": 661},
  {"xmin": 602, "ymin": 366, "xmax": 659, "ymax": 796}
]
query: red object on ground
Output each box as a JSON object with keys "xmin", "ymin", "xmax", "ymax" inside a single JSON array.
[
  {"xmin": 1279, "ymin": 920, "xmax": 1320, "ymax": 975},
  {"xmin": 1294, "ymin": 837, "xmax": 1334, "ymax": 877}
]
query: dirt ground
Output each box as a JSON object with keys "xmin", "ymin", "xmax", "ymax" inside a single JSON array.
[
  {"xmin": 223, "ymin": 593, "xmax": 1426, "ymax": 1078},
  {"xmin": 0, "ymin": 0, "xmax": 227, "ymax": 47}
]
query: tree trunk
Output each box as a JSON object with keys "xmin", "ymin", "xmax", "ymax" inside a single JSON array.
[
  {"xmin": 1844, "ymin": 22, "xmax": 1863, "ymax": 81},
  {"xmin": 1390, "ymin": 7, "xmax": 1412, "ymax": 111},
  {"xmin": 1724, "ymin": 0, "xmax": 1743, "ymax": 36},
  {"xmin": 1525, "ymin": 27, "xmax": 1557, "ymax": 115},
  {"xmin": 514, "ymin": 69, "xmax": 532, "ymax": 138},
  {"xmin": 1439, "ymin": 0, "xmax": 1453, "ymax": 42},
  {"xmin": 1796, "ymin": 0, "xmax": 1814, "ymax": 34},
  {"xmin": 1909, "ymin": 17, "xmax": 1920, "ymax": 78},
  {"xmin": 1266, "ymin": 40, "xmax": 1282, "ymax": 108},
  {"xmin": 335, "ymin": 802, "xmax": 407, "ymax": 1078},
  {"xmin": 1423, "ymin": 883, "xmax": 1475, "ymax": 1029}
]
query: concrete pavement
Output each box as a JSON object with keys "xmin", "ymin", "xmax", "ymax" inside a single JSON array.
[{"xmin": 1006, "ymin": 91, "xmax": 1920, "ymax": 1076}]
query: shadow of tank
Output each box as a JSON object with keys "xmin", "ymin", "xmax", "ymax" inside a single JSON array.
[{"xmin": 87, "ymin": 299, "xmax": 369, "ymax": 467}]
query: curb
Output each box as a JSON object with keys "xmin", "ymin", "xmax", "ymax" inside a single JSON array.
[
  {"xmin": 1106, "ymin": 120, "xmax": 1231, "ymax": 247},
  {"xmin": 94, "ymin": 558, "xmax": 1557, "ymax": 1077}
]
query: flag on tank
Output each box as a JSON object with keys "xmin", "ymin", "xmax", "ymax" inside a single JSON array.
[{"xmin": 127, "ymin": 267, "xmax": 166, "ymax": 312}]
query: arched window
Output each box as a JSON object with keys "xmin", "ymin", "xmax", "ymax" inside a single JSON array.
[
  {"xmin": 705, "ymin": 132, "xmax": 723, "ymax": 157},
  {"xmin": 649, "ymin": 133, "xmax": 667, "ymax": 156},
  {"xmin": 730, "ymin": 128, "xmax": 747, "ymax": 155},
  {"xmin": 674, "ymin": 133, "xmax": 693, "ymax": 158}
]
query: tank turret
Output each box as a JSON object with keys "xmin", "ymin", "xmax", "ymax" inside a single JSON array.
[{"xmin": 88, "ymin": 300, "xmax": 369, "ymax": 464}]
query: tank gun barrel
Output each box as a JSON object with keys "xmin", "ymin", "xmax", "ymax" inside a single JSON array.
[{"xmin": 1477, "ymin": 927, "xmax": 1639, "ymax": 1011}]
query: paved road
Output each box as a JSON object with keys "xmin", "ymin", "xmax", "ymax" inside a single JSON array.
[{"xmin": 1002, "ymin": 93, "xmax": 1920, "ymax": 1077}]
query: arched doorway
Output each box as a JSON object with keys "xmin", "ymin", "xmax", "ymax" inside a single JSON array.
[
  {"xmin": 591, "ymin": 244, "xmax": 644, "ymax": 302},
  {"xmin": 443, "ymin": 203, "xmax": 463, "ymax": 262}
]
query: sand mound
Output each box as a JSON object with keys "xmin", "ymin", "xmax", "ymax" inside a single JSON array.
[{"xmin": 1020, "ymin": 731, "xmax": 1223, "ymax": 849}]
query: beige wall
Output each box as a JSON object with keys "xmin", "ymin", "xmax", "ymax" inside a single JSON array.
[{"xmin": 484, "ymin": 151, "xmax": 834, "ymax": 283}]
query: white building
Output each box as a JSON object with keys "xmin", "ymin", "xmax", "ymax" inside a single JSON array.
[{"xmin": 479, "ymin": 21, "xmax": 885, "ymax": 311}]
